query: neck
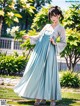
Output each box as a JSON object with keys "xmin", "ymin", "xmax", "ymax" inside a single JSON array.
[{"xmin": 52, "ymin": 21, "xmax": 59, "ymax": 27}]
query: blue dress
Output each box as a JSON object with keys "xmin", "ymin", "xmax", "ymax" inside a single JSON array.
[{"xmin": 14, "ymin": 24, "xmax": 66, "ymax": 100}]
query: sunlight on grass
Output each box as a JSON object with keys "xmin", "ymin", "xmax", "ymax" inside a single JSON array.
[
  {"xmin": 0, "ymin": 87, "xmax": 80, "ymax": 106},
  {"xmin": 0, "ymin": 87, "xmax": 21, "ymax": 99},
  {"xmin": 0, "ymin": 75, "xmax": 21, "ymax": 79},
  {"xmin": 7, "ymin": 100, "xmax": 34, "ymax": 106},
  {"xmin": 62, "ymin": 92, "xmax": 80, "ymax": 100}
]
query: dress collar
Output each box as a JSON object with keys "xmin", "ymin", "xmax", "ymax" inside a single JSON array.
[{"xmin": 50, "ymin": 23, "xmax": 60, "ymax": 30}]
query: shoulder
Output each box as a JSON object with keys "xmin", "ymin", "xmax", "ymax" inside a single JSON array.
[
  {"xmin": 58, "ymin": 24, "xmax": 65, "ymax": 31},
  {"xmin": 43, "ymin": 24, "xmax": 50, "ymax": 30},
  {"xmin": 57, "ymin": 24, "xmax": 65, "ymax": 35},
  {"xmin": 44, "ymin": 24, "xmax": 50, "ymax": 27},
  {"xmin": 57, "ymin": 24, "xmax": 66, "ymax": 36}
]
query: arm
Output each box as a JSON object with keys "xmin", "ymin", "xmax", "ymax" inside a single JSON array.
[
  {"xmin": 56, "ymin": 26, "xmax": 67, "ymax": 54},
  {"xmin": 29, "ymin": 24, "xmax": 48, "ymax": 44}
]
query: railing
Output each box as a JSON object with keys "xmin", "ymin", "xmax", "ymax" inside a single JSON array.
[
  {"xmin": 0, "ymin": 37, "xmax": 22, "ymax": 50},
  {"xmin": 0, "ymin": 37, "xmax": 24, "ymax": 55},
  {"xmin": 0, "ymin": 37, "xmax": 80, "ymax": 71}
]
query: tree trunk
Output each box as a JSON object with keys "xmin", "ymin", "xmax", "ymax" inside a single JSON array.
[
  {"xmin": 65, "ymin": 55, "xmax": 73, "ymax": 71},
  {"xmin": 0, "ymin": 17, "xmax": 3, "ymax": 37},
  {"xmin": 65, "ymin": 55, "xmax": 77, "ymax": 71},
  {"xmin": 0, "ymin": 0, "xmax": 6, "ymax": 37}
]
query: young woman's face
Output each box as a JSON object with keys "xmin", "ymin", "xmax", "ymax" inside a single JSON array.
[{"xmin": 50, "ymin": 14, "xmax": 60, "ymax": 23}]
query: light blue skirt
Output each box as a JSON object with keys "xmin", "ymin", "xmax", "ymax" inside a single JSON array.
[{"xmin": 14, "ymin": 34, "xmax": 61, "ymax": 100}]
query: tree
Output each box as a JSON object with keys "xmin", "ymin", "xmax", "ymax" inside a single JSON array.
[
  {"xmin": 20, "ymin": 6, "xmax": 50, "ymax": 54},
  {"xmin": 15, "ymin": 0, "xmax": 36, "ymax": 30},
  {"xmin": 31, "ymin": 6, "xmax": 50, "ymax": 31},
  {"xmin": 0, "ymin": 0, "xmax": 52, "ymax": 37},
  {"xmin": 15, "ymin": 0, "xmax": 52, "ymax": 31},
  {"xmin": 61, "ymin": 28, "xmax": 80, "ymax": 71},
  {"xmin": 0, "ymin": 0, "xmax": 35, "ymax": 37},
  {"xmin": 63, "ymin": 4, "xmax": 80, "ymax": 31},
  {"xmin": 33, "ymin": 0, "xmax": 52, "ymax": 10},
  {"xmin": 61, "ymin": 4, "xmax": 80, "ymax": 71}
]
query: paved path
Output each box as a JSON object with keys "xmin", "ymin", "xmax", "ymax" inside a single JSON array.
[{"xmin": 0, "ymin": 77, "xmax": 20, "ymax": 88}]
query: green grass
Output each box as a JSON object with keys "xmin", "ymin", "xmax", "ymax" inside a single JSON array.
[
  {"xmin": 0, "ymin": 87, "xmax": 80, "ymax": 106},
  {"xmin": 0, "ymin": 75, "xmax": 21, "ymax": 79},
  {"xmin": 0, "ymin": 87, "xmax": 21, "ymax": 99},
  {"xmin": 0, "ymin": 73, "xmax": 80, "ymax": 106}
]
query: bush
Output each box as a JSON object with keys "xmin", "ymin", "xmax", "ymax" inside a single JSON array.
[
  {"xmin": 60, "ymin": 71, "xmax": 80, "ymax": 88},
  {"xmin": 0, "ymin": 54, "xmax": 28, "ymax": 75}
]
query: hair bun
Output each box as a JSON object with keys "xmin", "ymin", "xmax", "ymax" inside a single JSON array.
[
  {"xmin": 48, "ymin": 5, "xmax": 64, "ymax": 22},
  {"xmin": 55, "ymin": 6, "xmax": 58, "ymax": 9}
]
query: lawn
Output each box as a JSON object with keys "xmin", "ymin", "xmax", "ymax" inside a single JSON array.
[{"xmin": 0, "ymin": 87, "xmax": 80, "ymax": 106}]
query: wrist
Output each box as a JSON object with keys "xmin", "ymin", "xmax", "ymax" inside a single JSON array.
[
  {"xmin": 52, "ymin": 41, "xmax": 56, "ymax": 45},
  {"xmin": 54, "ymin": 42, "xmax": 57, "ymax": 45},
  {"xmin": 26, "ymin": 35, "xmax": 30, "ymax": 39}
]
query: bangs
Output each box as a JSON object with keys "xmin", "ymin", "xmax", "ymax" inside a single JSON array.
[
  {"xmin": 48, "ymin": 6, "xmax": 64, "ymax": 22},
  {"xmin": 49, "ymin": 9, "xmax": 60, "ymax": 17}
]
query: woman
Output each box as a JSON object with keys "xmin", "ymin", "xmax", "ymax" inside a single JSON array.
[{"xmin": 14, "ymin": 6, "xmax": 66, "ymax": 106}]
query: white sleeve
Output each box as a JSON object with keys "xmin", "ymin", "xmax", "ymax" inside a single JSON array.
[
  {"xmin": 29, "ymin": 24, "xmax": 48, "ymax": 44},
  {"xmin": 56, "ymin": 26, "xmax": 67, "ymax": 54}
]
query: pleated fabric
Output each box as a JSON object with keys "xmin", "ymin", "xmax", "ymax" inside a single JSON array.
[{"xmin": 14, "ymin": 32, "xmax": 62, "ymax": 100}]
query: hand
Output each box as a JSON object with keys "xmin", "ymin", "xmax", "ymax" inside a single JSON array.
[
  {"xmin": 50, "ymin": 38, "xmax": 56, "ymax": 45},
  {"xmin": 22, "ymin": 35, "xmax": 30, "ymax": 39}
]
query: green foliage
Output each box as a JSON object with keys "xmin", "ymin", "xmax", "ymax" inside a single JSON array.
[
  {"xmin": 0, "ymin": 0, "xmax": 35, "ymax": 23},
  {"xmin": 28, "ymin": 28, "xmax": 38, "ymax": 36},
  {"xmin": 61, "ymin": 28, "xmax": 80, "ymax": 71},
  {"xmin": 0, "ymin": 0, "xmax": 52, "ymax": 37},
  {"xmin": 63, "ymin": 4, "xmax": 80, "ymax": 30},
  {"xmin": 61, "ymin": 28, "xmax": 80, "ymax": 55},
  {"xmin": 0, "ymin": 54, "xmax": 27, "ymax": 75},
  {"xmin": 60, "ymin": 71, "xmax": 80, "ymax": 88},
  {"xmin": 33, "ymin": 0, "xmax": 52, "ymax": 10},
  {"xmin": 0, "ymin": 0, "xmax": 35, "ymax": 36},
  {"xmin": 15, "ymin": 30, "xmax": 26, "ymax": 39},
  {"xmin": 21, "ymin": 29, "xmax": 38, "ymax": 50},
  {"xmin": 31, "ymin": 6, "xmax": 50, "ymax": 31},
  {"xmin": 20, "ymin": 39, "xmax": 35, "ymax": 51},
  {"xmin": 61, "ymin": 4, "xmax": 80, "ymax": 71},
  {"xmin": 17, "ymin": 0, "xmax": 35, "ymax": 15}
]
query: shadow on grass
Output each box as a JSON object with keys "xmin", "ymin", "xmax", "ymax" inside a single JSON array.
[
  {"xmin": 17, "ymin": 100, "xmax": 50, "ymax": 105},
  {"xmin": 16, "ymin": 98, "xmax": 78, "ymax": 106},
  {"xmin": 57, "ymin": 98, "xmax": 77, "ymax": 106},
  {"xmin": 17, "ymin": 100, "xmax": 34, "ymax": 105}
]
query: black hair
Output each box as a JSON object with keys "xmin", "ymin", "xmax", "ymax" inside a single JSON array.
[{"xmin": 48, "ymin": 6, "xmax": 64, "ymax": 22}]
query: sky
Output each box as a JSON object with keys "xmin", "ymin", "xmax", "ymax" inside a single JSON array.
[{"xmin": 51, "ymin": 0, "xmax": 80, "ymax": 10}]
